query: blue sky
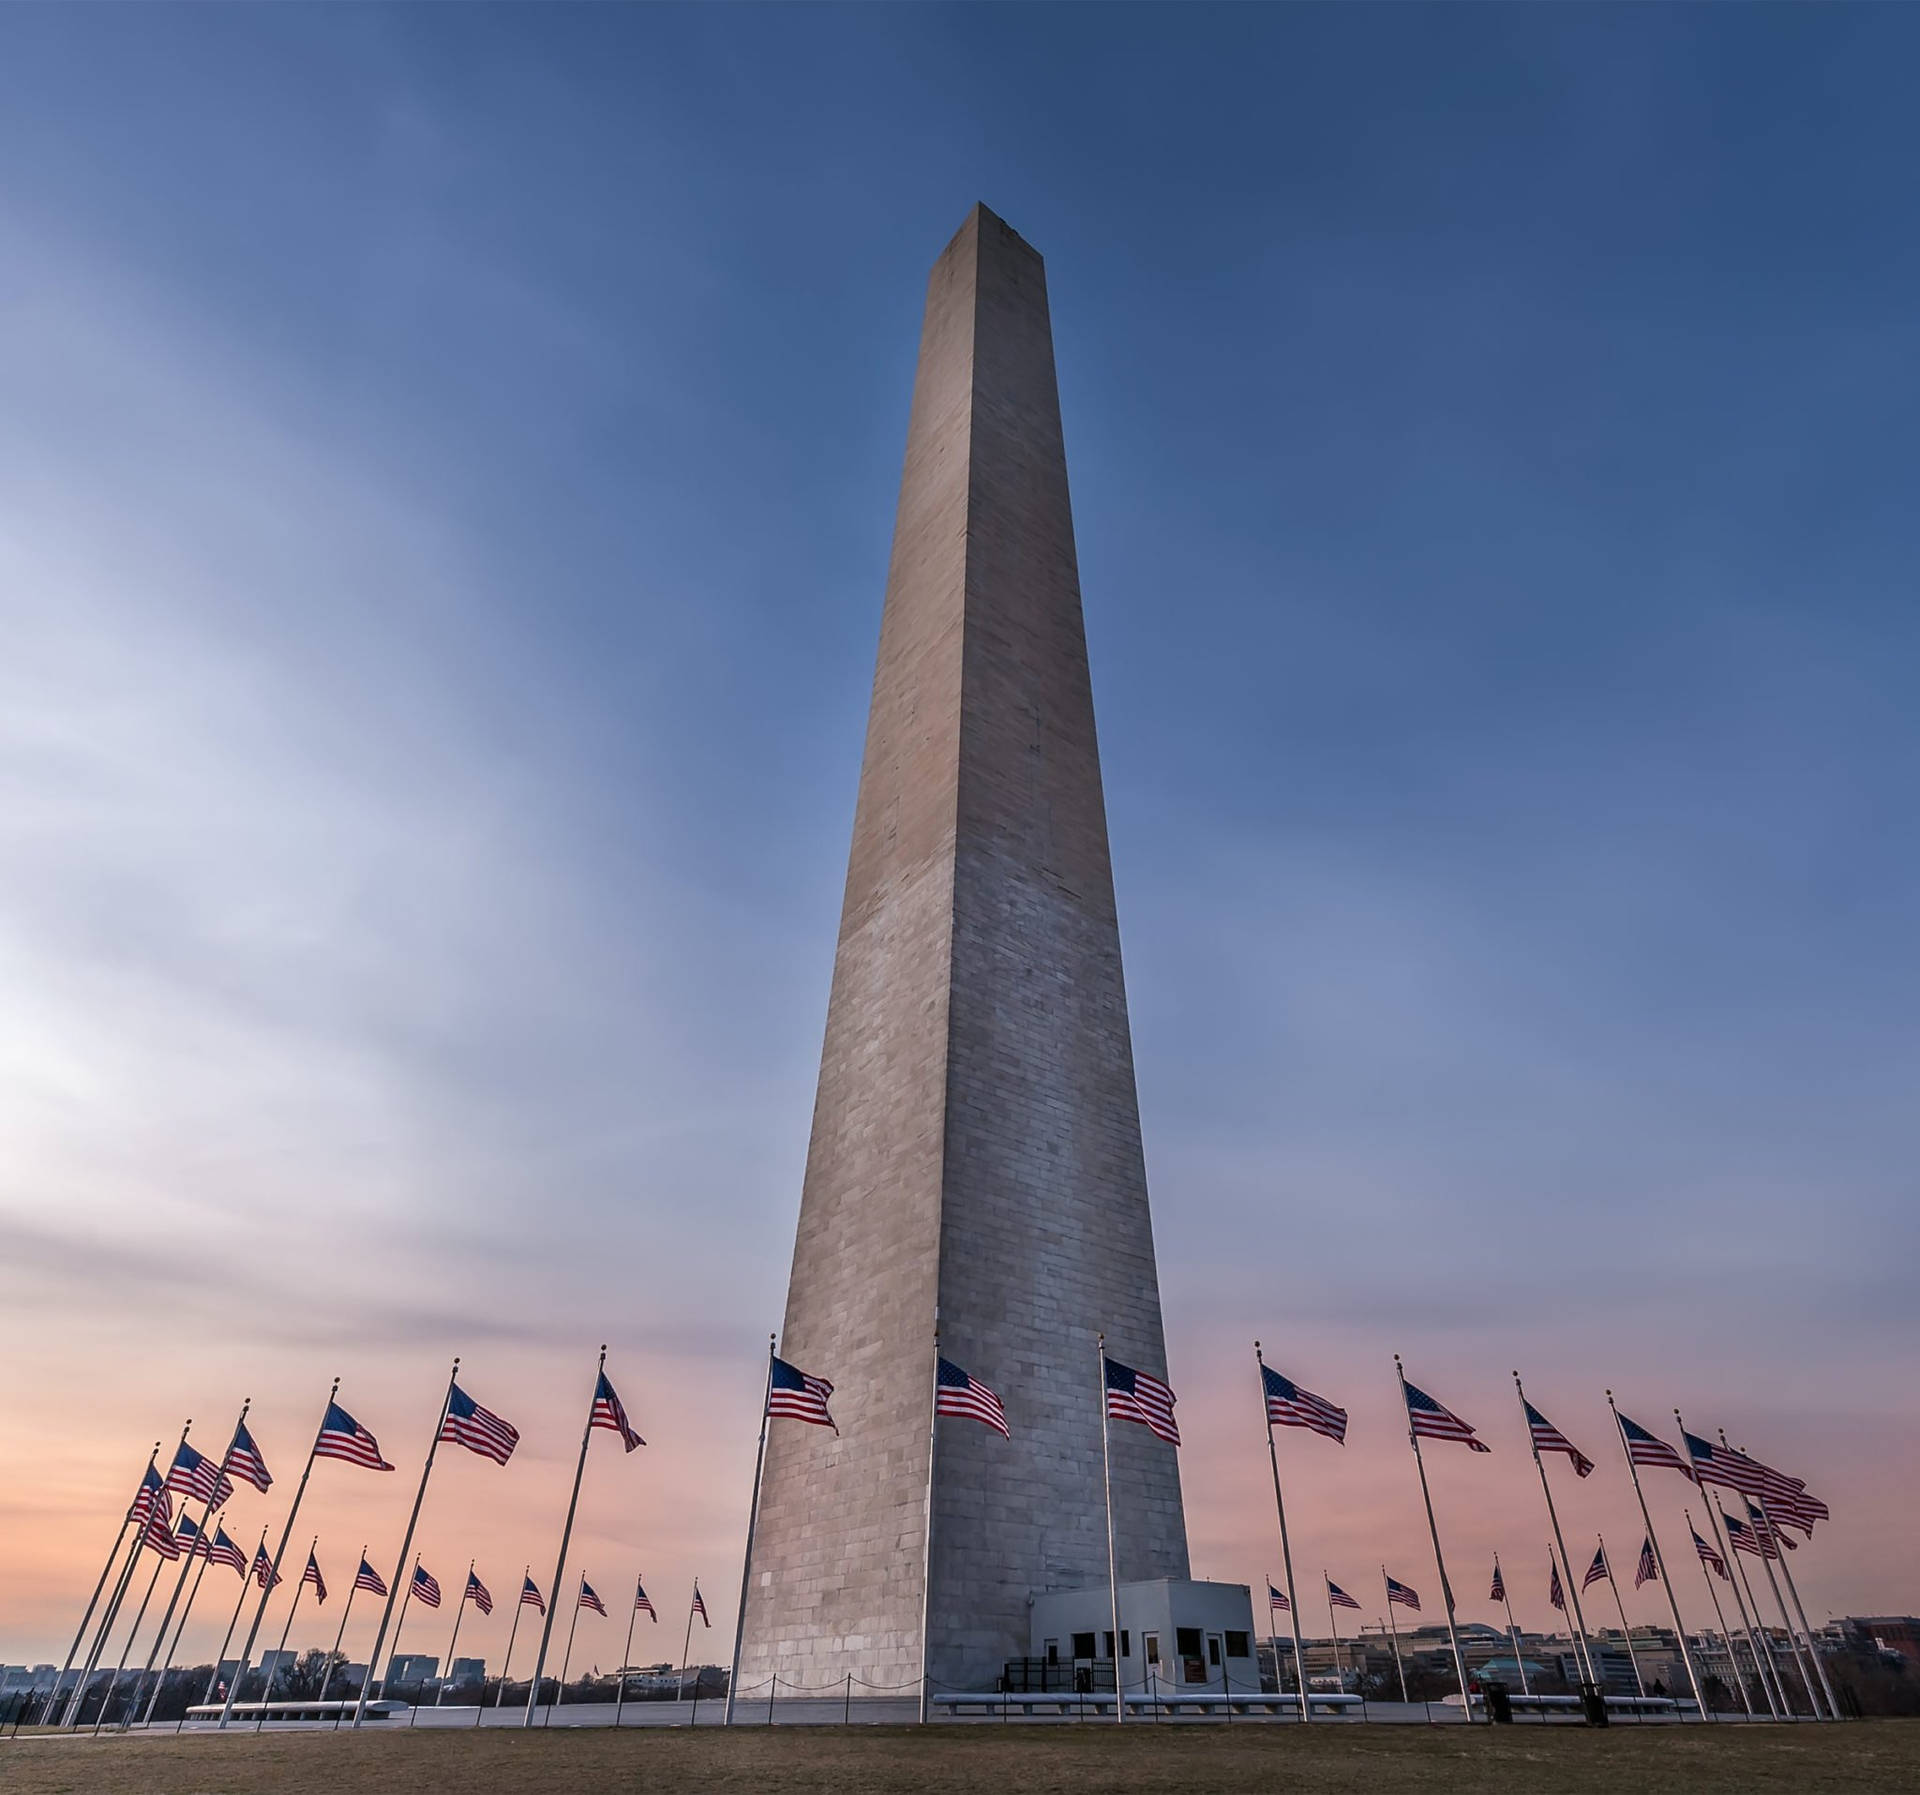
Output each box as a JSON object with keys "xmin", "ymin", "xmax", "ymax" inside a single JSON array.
[{"xmin": 2, "ymin": 4, "xmax": 1915, "ymax": 1659}]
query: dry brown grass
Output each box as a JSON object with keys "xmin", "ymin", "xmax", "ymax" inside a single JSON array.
[{"xmin": 5, "ymin": 1719, "xmax": 1915, "ymax": 1795}]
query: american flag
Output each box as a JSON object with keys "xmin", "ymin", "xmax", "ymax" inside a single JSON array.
[
  {"xmin": 142, "ymin": 1491, "xmax": 182, "ymax": 1560},
  {"xmin": 224, "ymin": 1422, "xmax": 273, "ymax": 1493},
  {"xmin": 1549, "ymin": 1560, "xmax": 1566, "ymax": 1611},
  {"xmin": 315, "ymin": 1402, "xmax": 394, "ymax": 1472},
  {"xmin": 1104, "ymin": 1356, "xmax": 1181, "ymax": 1447},
  {"xmin": 520, "ymin": 1576, "xmax": 546, "ymax": 1615},
  {"xmin": 589, "ymin": 1372, "xmax": 646, "ymax": 1453},
  {"xmin": 302, "ymin": 1551, "xmax": 327, "ymax": 1606},
  {"xmin": 1634, "ymin": 1536, "xmax": 1659, "ymax": 1589},
  {"xmin": 1724, "ymin": 1515, "xmax": 1773, "ymax": 1560},
  {"xmin": 767, "ymin": 1356, "xmax": 836, "ymax": 1429},
  {"xmin": 1617, "ymin": 1412, "xmax": 1694, "ymax": 1479},
  {"xmin": 1745, "ymin": 1503, "xmax": 1798, "ymax": 1554},
  {"xmin": 251, "ymin": 1545, "xmax": 283, "ymax": 1590},
  {"xmin": 1524, "ymin": 1401, "xmax": 1594, "ymax": 1478},
  {"xmin": 166, "ymin": 1440, "xmax": 234, "ymax": 1508},
  {"xmin": 1326, "ymin": 1578, "xmax": 1361, "ymax": 1612},
  {"xmin": 355, "ymin": 1558, "xmax": 389, "ymax": 1598},
  {"xmin": 1724, "ymin": 1446, "xmax": 1827, "ymax": 1535},
  {"xmin": 1691, "ymin": 1527, "xmax": 1729, "ymax": 1579},
  {"xmin": 1489, "ymin": 1561, "xmax": 1507, "ymax": 1603},
  {"xmin": 205, "ymin": 1526, "xmax": 248, "ymax": 1575},
  {"xmin": 691, "ymin": 1581, "xmax": 710, "ymax": 1627},
  {"xmin": 1268, "ymin": 1582, "xmax": 1290, "ymax": 1615},
  {"xmin": 1402, "ymin": 1379, "xmax": 1491, "ymax": 1452},
  {"xmin": 130, "ymin": 1465, "xmax": 166, "ymax": 1526},
  {"xmin": 1681, "ymin": 1430, "xmax": 1768, "ymax": 1500},
  {"xmin": 412, "ymin": 1564, "xmax": 442, "ymax": 1608},
  {"xmin": 174, "ymin": 1512, "xmax": 204, "ymax": 1550},
  {"xmin": 935, "ymin": 1357, "xmax": 1010, "ymax": 1438},
  {"xmin": 578, "ymin": 1578, "xmax": 607, "ymax": 1616},
  {"xmin": 439, "ymin": 1385, "xmax": 520, "ymax": 1465},
  {"xmin": 1261, "ymin": 1365, "xmax": 1347, "ymax": 1444},
  {"xmin": 634, "ymin": 1578, "xmax": 656, "ymax": 1621},
  {"xmin": 1386, "ymin": 1575, "xmax": 1421, "ymax": 1611},
  {"xmin": 466, "ymin": 1571, "xmax": 493, "ymax": 1615},
  {"xmin": 1583, "ymin": 1545, "xmax": 1610, "ymax": 1591}
]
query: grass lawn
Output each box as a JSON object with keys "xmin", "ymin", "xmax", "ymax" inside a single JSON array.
[{"xmin": 5, "ymin": 1721, "xmax": 1915, "ymax": 1794}]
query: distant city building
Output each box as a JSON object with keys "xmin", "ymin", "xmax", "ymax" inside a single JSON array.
[
  {"xmin": 448, "ymin": 1658, "xmax": 485, "ymax": 1683},
  {"xmin": 256, "ymin": 1650, "xmax": 297, "ymax": 1680},
  {"xmin": 1844, "ymin": 1617, "xmax": 1920, "ymax": 1668},
  {"xmin": 384, "ymin": 1654, "xmax": 438, "ymax": 1686}
]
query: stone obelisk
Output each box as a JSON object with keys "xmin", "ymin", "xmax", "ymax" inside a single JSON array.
[{"xmin": 737, "ymin": 205, "xmax": 1187, "ymax": 1695}]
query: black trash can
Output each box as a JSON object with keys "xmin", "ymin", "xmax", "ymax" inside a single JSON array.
[
  {"xmin": 1484, "ymin": 1681, "xmax": 1514, "ymax": 1725},
  {"xmin": 1579, "ymin": 1681, "xmax": 1609, "ymax": 1726}
]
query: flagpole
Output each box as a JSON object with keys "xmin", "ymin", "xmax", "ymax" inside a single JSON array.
[
  {"xmin": 220, "ymin": 1376, "xmax": 341, "ymax": 1729},
  {"xmin": 141, "ymin": 1506, "xmax": 226, "ymax": 1727},
  {"xmin": 1753, "ymin": 1491, "xmax": 1840, "ymax": 1720},
  {"xmin": 390, "ymin": 1556, "xmax": 421, "ymax": 1718},
  {"xmin": 547, "ymin": 1574, "xmax": 585, "ymax": 1726},
  {"xmin": 682, "ymin": 1584, "xmax": 699, "ymax": 1706},
  {"xmin": 1096, "ymin": 1332, "xmax": 1125, "ymax": 1725},
  {"xmin": 1395, "ymin": 1357, "xmax": 1474, "ymax": 1722},
  {"xmin": 48, "ymin": 1441, "xmax": 159, "ymax": 1727},
  {"xmin": 495, "ymin": 1570, "xmax": 530, "ymax": 1714},
  {"xmin": 1253, "ymin": 1344, "xmax": 1313, "ymax": 1724},
  {"xmin": 66, "ymin": 1421, "xmax": 188, "ymax": 1728},
  {"xmin": 92, "ymin": 1549, "xmax": 168, "ymax": 1731},
  {"xmin": 1512, "ymin": 1373, "xmax": 1599, "ymax": 1688},
  {"xmin": 1324, "ymin": 1574, "xmax": 1348, "ymax": 1704},
  {"xmin": 353, "ymin": 1359, "xmax": 458, "ymax": 1729},
  {"xmin": 1605, "ymin": 1393, "xmax": 1705, "ymax": 1719},
  {"xmin": 1704, "ymin": 1488, "xmax": 1784, "ymax": 1717},
  {"xmin": 1493, "ymin": 1555, "xmax": 1530, "ymax": 1696},
  {"xmin": 436, "ymin": 1560, "xmax": 473, "ymax": 1709},
  {"xmin": 723, "ymin": 1336, "xmax": 776, "ymax": 1727},
  {"xmin": 1381, "ymin": 1575, "xmax": 1409, "ymax": 1702},
  {"xmin": 130, "ymin": 1398, "xmax": 253, "ymax": 1730},
  {"xmin": 917, "ymin": 1309, "xmax": 941, "ymax": 1726},
  {"xmin": 615, "ymin": 1576, "xmax": 640, "ymax": 1728},
  {"xmin": 1264, "ymin": 1573, "xmax": 1282, "ymax": 1711},
  {"xmin": 200, "ymin": 1526, "xmax": 270, "ymax": 1712},
  {"xmin": 254, "ymin": 1537, "xmax": 316, "ymax": 1731},
  {"xmin": 1594, "ymin": 1536, "xmax": 1647, "ymax": 1698},
  {"xmin": 1685, "ymin": 1505, "xmax": 1754, "ymax": 1717},
  {"xmin": 523, "ymin": 1346, "xmax": 605, "ymax": 1729},
  {"xmin": 324, "ymin": 1547, "xmax": 364, "ymax": 1721},
  {"xmin": 1720, "ymin": 1433, "xmax": 1828, "ymax": 1721}
]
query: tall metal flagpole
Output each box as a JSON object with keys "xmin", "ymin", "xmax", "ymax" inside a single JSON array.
[
  {"xmin": 1702, "ymin": 1487, "xmax": 1783, "ymax": 1717},
  {"xmin": 47, "ymin": 1442, "xmax": 159, "ymax": 1727},
  {"xmin": 254, "ymin": 1537, "xmax": 316, "ymax": 1731},
  {"xmin": 1752, "ymin": 1492, "xmax": 1840, "ymax": 1720},
  {"xmin": 682, "ymin": 1585, "xmax": 700, "ymax": 1704},
  {"xmin": 1492, "ymin": 1555, "xmax": 1530, "ymax": 1696},
  {"xmin": 1323, "ymin": 1574, "xmax": 1349, "ymax": 1704},
  {"xmin": 1394, "ymin": 1357, "xmax": 1475, "ymax": 1721},
  {"xmin": 390, "ymin": 1556, "xmax": 422, "ymax": 1719},
  {"xmin": 1512, "ymin": 1373, "xmax": 1598, "ymax": 1687},
  {"xmin": 1381, "ymin": 1576, "xmax": 1409, "ymax": 1702},
  {"xmin": 200, "ymin": 1526, "xmax": 270, "ymax": 1710},
  {"xmin": 436, "ymin": 1560, "xmax": 473, "ymax": 1708},
  {"xmin": 1715, "ymin": 1491, "xmax": 1794, "ymax": 1716},
  {"xmin": 1685, "ymin": 1505, "xmax": 1754, "ymax": 1717},
  {"xmin": 1724, "ymin": 1482, "xmax": 1818, "ymax": 1718},
  {"xmin": 1253, "ymin": 1344, "xmax": 1313, "ymax": 1723},
  {"xmin": 92, "ymin": 1549, "xmax": 167, "ymax": 1731},
  {"xmin": 220, "ymin": 1377, "xmax": 342, "ymax": 1729},
  {"xmin": 1605, "ymin": 1393, "xmax": 1706, "ymax": 1719},
  {"xmin": 1721, "ymin": 1432, "xmax": 1831, "ymax": 1720},
  {"xmin": 494, "ymin": 1569, "xmax": 531, "ymax": 1714},
  {"xmin": 129, "ymin": 1398, "xmax": 253, "ymax": 1729},
  {"xmin": 353, "ymin": 1360, "xmax": 459, "ymax": 1729},
  {"xmin": 615, "ymin": 1576, "xmax": 641, "ymax": 1727},
  {"xmin": 1097, "ymin": 1332, "xmax": 1125, "ymax": 1725},
  {"xmin": 524, "ymin": 1347, "xmax": 606, "ymax": 1728},
  {"xmin": 1594, "ymin": 1536, "xmax": 1647, "ymax": 1697},
  {"xmin": 917, "ymin": 1310, "xmax": 941, "ymax": 1725},
  {"xmin": 723, "ymin": 1337, "xmax": 776, "ymax": 1726},
  {"xmin": 546, "ymin": 1575, "xmax": 586, "ymax": 1726},
  {"xmin": 66, "ymin": 1423, "xmax": 188, "ymax": 1728},
  {"xmin": 140, "ymin": 1506, "xmax": 227, "ymax": 1727},
  {"xmin": 324, "ymin": 1546, "xmax": 365, "ymax": 1719}
]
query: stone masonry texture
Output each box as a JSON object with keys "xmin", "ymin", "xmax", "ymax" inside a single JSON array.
[{"xmin": 737, "ymin": 205, "xmax": 1188, "ymax": 1697}]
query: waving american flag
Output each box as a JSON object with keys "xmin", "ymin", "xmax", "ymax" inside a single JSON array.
[
  {"xmin": 1524, "ymin": 1401, "xmax": 1594, "ymax": 1478},
  {"xmin": 440, "ymin": 1385, "xmax": 519, "ymax": 1465},
  {"xmin": 1261, "ymin": 1364, "xmax": 1347, "ymax": 1444},
  {"xmin": 1104, "ymin": 1356, "xmax": 1180, "ymax": 1446},
  {"xmin": 1385, "ymin": 1575, "xmax": 1421, "ymax": 1611},
  {"xmin": 315, "ymin": 1402, "xmax": 394, "ymax": 1472},
  {"xmin": 1402, "ymin": 1377, "xmax": 1491, "ymax": 1452},
  {"xmin": 935, "ymin": 1358, "xmax": 1010, "ymax": 1438},
  {"xmin": 1634, "ymin": 1536, "xmax": 1659, "ymax": 1588},
  {"xmin": 589, "ymin": 1372, "xmax": 646, "ymax": 1453},
  {"xmin": 767, "ymin": 1356, "xmax": 837, "ymax": 1430}
]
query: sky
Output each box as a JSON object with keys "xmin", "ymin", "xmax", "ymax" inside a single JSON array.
[{"xmin": 2, "ymin": 3, "xmax": 1916, "ymax": 1670}]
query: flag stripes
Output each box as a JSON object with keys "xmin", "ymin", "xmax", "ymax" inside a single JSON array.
[
  {"xmin": 589, "ymin": 1372, "xmax": 646, "ymax": 1453},
  {"xmin": 439, "ymin": 1386, "xmax": 520, "ymax": 1465},
  {"xmin": 935, "ymin": 1358, "xmax": 1010, "ymax": 1437},
  {"xmin": 1524, "ymin": 1401, "xmax": 1595, "ymax": 1478},
  {"xmin": 1261, "ymin": 1364, "xmax": 1348, "ymax": 1444},
  {"xmin": 1402, "ymin": 1379, "xmax": 1491, "ymax": 1452},
  {"xmin": 412, "ymin": 1564, "xmax": 442, "ymax": 1609},
  {"xmin": 354, "ymin": 1558, "xmax": 388, "ymax": 1597},
  {"xmin": 315, "ymin": 1402, "xmax": 394, "ymax": 1472},
  {"xmin": 767, "ymin": 1357, "xmax": 836, "ymax": 1429},
  {"xmin": 466, "ymin": 1571, "xmax": 494, "ymax": 1615},
  {"xmin": 1386, "ymin": 1575, "xmax": 1421, "ymax": 1611},
  {"xmin": 1104, "ymin": 1356, "xmax": 1181, "ymax": 1446}
]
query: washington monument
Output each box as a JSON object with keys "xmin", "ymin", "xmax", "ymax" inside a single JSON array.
[{"xmin": 737, "ymin": 205, "xmax": 1188, "ymax": 1695}]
